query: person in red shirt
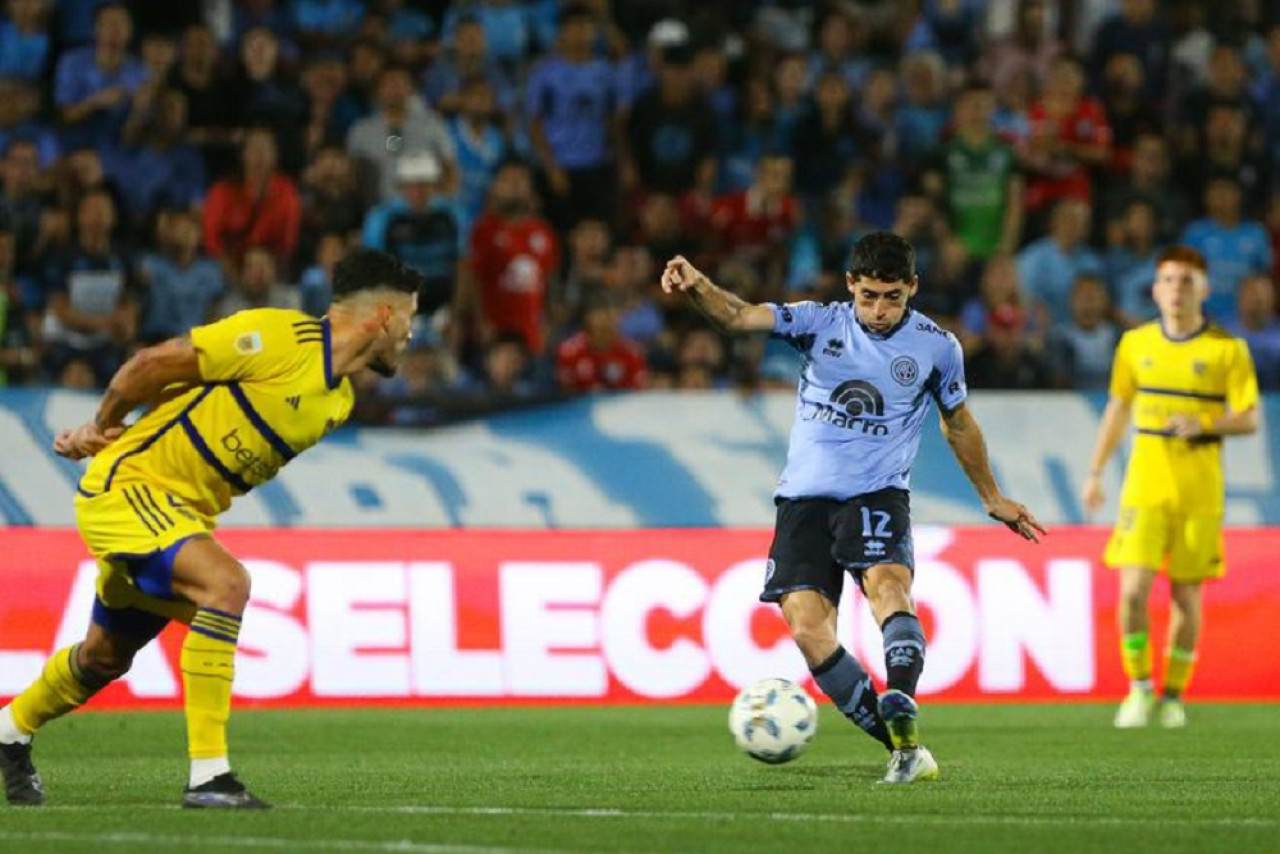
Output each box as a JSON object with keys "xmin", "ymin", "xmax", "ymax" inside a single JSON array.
[
  {"xmin": 1023, "ymin": 55, "xmax": 1112, "ymax": 224},
  {"xmin": 704, "ymin": 154, "xmax": 799, "ymax": 268},
  {"xmin": 202, "ymin": 127, "xmax": 301, "ymax": 270},
  {"xmin": 555, "ymin": 292, "xmax": 647, "ymax": 392},
  {"xmin": 466, "ymin": 160, "xmax": 560, "ymax": 354}
]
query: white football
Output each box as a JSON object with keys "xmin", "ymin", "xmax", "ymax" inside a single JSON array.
[{"xmin": 728, "ymin": 677, "xmax": 819, "ymax": 764}]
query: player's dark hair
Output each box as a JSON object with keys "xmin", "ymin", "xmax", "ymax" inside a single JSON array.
[
  {"xmin": 848, "ymin": 232, "xmax": 916, "ymax": 284},
  {"xmin": 331, "ymin": 248, "xmax": 424, "ymax": 302}
]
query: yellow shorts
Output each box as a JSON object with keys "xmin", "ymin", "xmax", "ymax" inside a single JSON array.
[
  {"xmin": 1103, "ymin": 504, "xmax": 1225, "ymax": 582},
  {"xmin": 75, "ymin": 483, "xmax": 211, "ymax": 632}
]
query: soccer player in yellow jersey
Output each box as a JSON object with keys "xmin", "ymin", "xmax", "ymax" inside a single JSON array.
[
  {"xmin": 1082, "ymin": 246, "xmax": 1259, "ymax": 729},
  {"xmin": 0, "ymin": 249, "xmax": 422, "ymax": 808}
]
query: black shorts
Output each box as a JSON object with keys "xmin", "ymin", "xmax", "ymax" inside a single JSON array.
[{"xmin": 760, "ymin": 488, "xmax": 915, "ymax": 605}]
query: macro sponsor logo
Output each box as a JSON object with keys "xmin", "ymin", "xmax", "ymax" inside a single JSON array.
[{"xmin": 809, "ymin": 380, "xmax": 888, "ymax": 434}]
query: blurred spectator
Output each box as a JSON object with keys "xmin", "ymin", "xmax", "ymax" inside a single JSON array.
[
  {"xmin": 373, "ymin": 0, "xmax": 436, "ymax": 69},
  {"xmin": 442, "ymin": 0, "xmax": 535, "ymax": 73},
  {"xmin": 1181, "ymin": 174, "xmax": 1272, "ymax": 320},
  {"xmin": 1106, "ymin": 198, "xmax": 1161, "ymax": 326},
  {"xmin": 1254, "ymin": 23, "xmax": 1280, "ymax": 170},
  {"xmin": 559, "ymin": 217, "xmax": 611, "ymax": 323},
  {"xmin": 56, "ymin": 147, "xmax": 123, "ymax": 230},
  {"xmin": 791, "ymin": 71, "xmax": 862, "ymax": 206},
  {"xmin": 0, "ymin": 139, "xmax": 47, "ymax": 281},
  {"xmin": 787, "ymin": 193, "xmax": 859, "ymax": 297},
  {"xmin": 614, "ymin": 17, "xmax": 687, "ymax": 110},
  {"xmin": 299, "ymin": 145, "xmax": 365, "ymax": 259},
  {"xmin": 300, "ymin": 52, "xmax": 348, "ymax": 160},
  {"xmin": 110, "ymin": 88, "xmax": 205, "ymax": 236},
  {"xmin": 990, "ymin": 63, "xmax": 1033, "ymax": 147},
  {"xmin": 895, "ymin": 51, "xmax": 950, "ymax": 167},
  {"xmin": 291, "ymin": 0, "xmax": 365, "ymax": 52},
  {"xmin": 1101, "ymin": 133, "xmax": 1191, "ymax": 244},
  {"xmin": 230, "ymin": 0, "xmax": 298, "ymax": 53},
  {"xmin": 1089, "ymin": 0, "xmax": 1169, "ymax": 99},
  {"xmin": 298, "ymin": 230, "xmax": 346, "ymax": 316},
  {"xmin": 1017, "ymin": 198, "xmax": 1105, "ymax": 325},
  {"xmin": 215, "ymin": 245, "xmax": 301, "ymax": 316},
  {"xmin": 363, "ymin": 152, "xmax": 465, "ymax": 317},
  {"xmin": 905, "ymin": 0, "xmax": 982, "ymax": 71},
  {"xmin": 332, "ymin": 37, "xmax": 386, "ymax": 135},
  {"xmin": 633, "ymin": 194, "xmax": 682, "ymax": 267},
  {"xmin": 457, "ymin": 332, "xmax": 542, "ymax": 398},
  {"xmin": 805, "ymin": 6, "xmax": 873, "ymax": 95},
  {"xmin": 621, "ymin": 43, "xmax": 716, "ymax": 199},
  {"xmin": 1224, "ymin": 274, "xmax": 1280, "ymax": 389},
  {"xmin": 1049, "ymin": 274, "xmax": 1121, "ymax": 390},
  {"xmin": 0, "ymin": 226, "xmax": 38, "ymax": 385},
  {"xmin": 169, "ymin": 23, "xmax": 237, "ymax": 177},
  {"xmin": 137, "ymin": 210, "xmax": 224, "ymax": 341},
  {"xmin": 958, "ymin": 254, "xmax": 1043, "ymax": 349},
  {"xmin": 423, "ymin": 14, "xmax": 517, "ymax": 118},
  {"xmin": 1176, "ymin": 44, "xmax": 1258, "ymax": 162},
  {"xmin": 691, "ymin": 38, "xmax": 736, "ymax": 129},
  {"xmin": 606, "ymin": 244, "xmax": 664, "ymax": 347},
  {"xmin": 718, "ymin": 76, "xmax": 778, "ymax": 194},
  {"xmin": 348, "ymin": 63, "xmax": 456, "ymax": 202},
  {"xmin": 675, "ymin": 326, "xmax": 725, "ymax": 390},
  {"xmin": 771, "ymin": 54, "xmax": 809, "ymax": 158},
  {"xmin": 448, "ymin": 76, "xmax": 508, "ymax": 233},
  {"xmin": 965, "ymin": 303, "xmax": 1054, "ymax": 389},
  {"xmin": 0, "ymin": 0, "xmax": 51, "ymax": 82},
  {"xmin": 467, "ymin": 160, "xmax": 559, "ymax": 355},
  {"xmin": 707, "ymin": 154, "xmax": 799, "ymax": 279},
  {"xmin": 0, "ymin": 78, "xmax": 59, "ymax": 170},
  {"xmin": 54, "ymin": 3, "xmax": 150, "ymax": 157},
  {"xmin": 1023, "ymin": 55, "xmax": 1112, "ymax": 226},
  {"xmin": 229, "ymin": 27, "xmax": 309, "ymax": 176},
  {"xmin": 555, "ymin": 291, "xmax": 647, "ymax": 392},
  {"xmin": 203, "ymin": 127, "xmax": 301, "ymax": 268},
  {"xmin": 1098, "ymin": 52, "xmax": 1162, "ymax": 174},
  {"xmin": 924, "ymin": 82, "xmax": 1023, "ymax": 261},
  {"xmin": 1191, "ymin": 102, "xmax": 1268, "ymax": 215},
  {"xmin": 525, "ymin": 3, "xmax": 619, "ymax": 228},
  {"xmin": 855, "ymin": 68, "xmax": 899, "ymax": 157},
  {"xmin": 40, "ymin": 190, "xmax": 137, "ymax": 387},
  {"xmin": 982, "ymin": 0, "xmax": 1062, "ymax": 95},
  {"xmin": 139, "ymin": 29, "xmax": 177, "ymax": 90}
]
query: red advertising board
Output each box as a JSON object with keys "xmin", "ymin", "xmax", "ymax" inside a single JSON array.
[{"xmin": 2, "ymin": 527, "xmax": 1278, "ymax": 707}]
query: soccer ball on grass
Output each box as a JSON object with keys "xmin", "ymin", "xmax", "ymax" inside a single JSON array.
[{"xmin": 728, "ymin": 677, "xmax": 818, "ymax": 764}]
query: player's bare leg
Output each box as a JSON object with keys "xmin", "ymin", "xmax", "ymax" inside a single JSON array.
[
  {"xmin": 1115, "ymin": 566, "xmax": 1158, "ymax": 728},
  {"xmin": 0, "ymin": 622, "xmax": 150, "ymax": 805},
  {"xmin": 862, "ymin": 563, "xmax": 938, "ymax": 784},
  {"xmin": 169, "ymin": 536, "xmax": 267, "ymax": 809},
  {"xmin": 780, "ymin": 591, "xmax": 893, "ymax": 754},
  {"xmin": 1159, "ymin": 581, "xmax": 1203, "ymax": 728}
]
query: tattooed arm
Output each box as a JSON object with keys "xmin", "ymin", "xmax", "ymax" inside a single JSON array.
[{"xmin": 660, "ymin": 255, "xmax": 775, "ymax": 334}]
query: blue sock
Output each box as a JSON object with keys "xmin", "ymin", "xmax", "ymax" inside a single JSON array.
[
  {"xmin": 882, "ymin": 611, "xmax": 926, "ymax": 697},
  {"xmin": 811, "ymin": 646, "xmax": 893, "ymax": 751}
]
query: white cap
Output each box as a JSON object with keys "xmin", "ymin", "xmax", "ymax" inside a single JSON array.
[
  {"xmin": 396, "ymin": 152, "xmax": 441, "ymax": 184},
  {"xmin": 648, "ymin": 18, "xmax": 689, "ymax": 49}
]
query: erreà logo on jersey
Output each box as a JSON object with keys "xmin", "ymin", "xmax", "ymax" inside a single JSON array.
[{"xmin": 806, "ymin": 380, "xmax": 889, "ymax": 434}]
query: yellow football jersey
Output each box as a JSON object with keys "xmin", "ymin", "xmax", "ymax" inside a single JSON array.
[
  {"xmin": 79, "ymin": 309, "xmax": 354, "ymax": 518},
  {"xmin": 1110, "ymin": 321, "xmax": 1258, "ymax": 511}
]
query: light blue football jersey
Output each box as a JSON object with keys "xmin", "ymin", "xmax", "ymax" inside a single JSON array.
[{"xmin": 767, "ymin": 301, "xmax": 968, "ymax": 500}]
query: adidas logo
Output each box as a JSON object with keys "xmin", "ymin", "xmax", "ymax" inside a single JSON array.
[{"xmin": 286, "ymin": 396, "xmax": 301, "ymax": 410}]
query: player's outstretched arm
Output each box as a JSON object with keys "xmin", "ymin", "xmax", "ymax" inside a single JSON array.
[
  {"xmin": 660, "ymin": 255, "xmax": 775, "ymax": 334},
  {"xmin": 939, "ymin": 403, "xmax": 1047, "ymax": 542},
  {"xmin": 53, "ymin": 335, "xmax": 202, "ymax": 460},
  {"xmin": 1080, "ymin": 395, "xmax": 1133, "ymax": 517}
]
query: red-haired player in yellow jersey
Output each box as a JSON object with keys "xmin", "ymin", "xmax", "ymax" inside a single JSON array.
[{"xmin": 1082, "ymin": 246, "xmax": 1259, "ymax": 729}]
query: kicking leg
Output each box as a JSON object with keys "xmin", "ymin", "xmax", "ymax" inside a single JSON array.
[
  {"xmin": 861, "ymin": 563, "xmax": 937, "ymax": 784},
  {"xmin": 1, "ymin": 618, "xmax": 154, "ymax": 805},
  {"xmin": 780, "ymin": 590, "xmax": 892, "ymax": 751},
  {"xmin": 169, "ymin": 536, "xmax": 266, "ymax": 809},
  {"xmin": 1115, "ymin": 565, "xmax": 1157, "ymax": 728}
]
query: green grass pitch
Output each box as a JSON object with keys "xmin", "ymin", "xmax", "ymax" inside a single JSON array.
[{"xmin": 1, "ymin": 704, "xmax": 1277, "ymax": 854}]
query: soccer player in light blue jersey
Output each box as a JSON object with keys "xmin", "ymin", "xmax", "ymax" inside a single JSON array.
[{"xmin": 661, "ymin": 233, "xmax": 1046, "ymax": 784}]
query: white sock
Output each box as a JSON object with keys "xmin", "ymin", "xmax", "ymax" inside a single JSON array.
[
  {"xmin": 1132, "ymin": 678, "xmax": 1154, "ymax": 693},
  {"xmin": 0, "ymin": 705, "xmax": 32, "ymax": 745},
  {"xmin": 189, "ymin": 756, "xmax": 231, "ymax": 788}
]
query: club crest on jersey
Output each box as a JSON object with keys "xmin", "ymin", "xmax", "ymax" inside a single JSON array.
[
  {"xmin": 1193, "ymin": 360, "xmax": 1207, "ymax": 375},
  {"xmin": 235, "ymin": 331, "xmax": 263, "ymax": 355},
  {"xmin": 823, "ymin": 338, "xmax": 845, "ymax": 357},
  {"xmin": 891, "ymin": 355, "xmax": 919, "ymax": 386}
]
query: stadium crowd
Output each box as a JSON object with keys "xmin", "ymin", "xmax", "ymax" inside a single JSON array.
[{"xmin": 2, "ymin": 0, "xmax": 1280, "ymax": 425}]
